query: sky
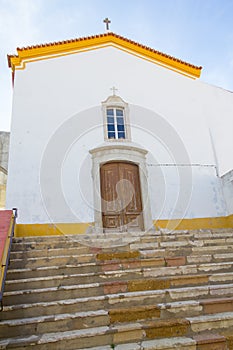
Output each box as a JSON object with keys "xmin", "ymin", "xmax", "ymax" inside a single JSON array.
[{"xmin": 1, "ymin": 0, "xmax": 233, "ymax": 131}]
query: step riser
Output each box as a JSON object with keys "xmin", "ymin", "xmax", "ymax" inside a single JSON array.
[
  {"xmin": 3, "ymin": 286, "xmax": 104, "ymax": 306},
  {"xmin": 10, "ymin": 247, "xmax": 91, "ymax": 258},
  {"xmin": 8, "ymin": 252, "xmax": 233, "ymax": 273},
  {"xmin": 9, "ymin": 255, "xmax": 98, "ymax": 269},
  {"xmin": 4, "ymin": 282, "xmax": 233, "ymax": 308},
  {"xmin": 0, "ymin": 314, "xmax": 109, "ymax": 339},
  {"xmin": 6, "ymin": 265, "xmax": 102, "ymax": 280},
  {"xmin": 1, "ymin": 318, "xmax": 233, "ymax": 350},
  {"xmin": 11, "ymin": 236, "xmax": 233, "ymax": 252},
  {"xmin": 4, "ymin": 271, "xmax": 144, "ymax": 292},
  {"xmin": 10, "ymin": 333, "xmax": 113, "ymax": 350},
  {"xmin": 5, "ymin": 269, "xmax": 233, "ymax": 293}
]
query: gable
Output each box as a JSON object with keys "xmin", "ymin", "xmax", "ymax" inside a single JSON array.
[{"xmin": 8, "ymin": 32, "xmax": 202, "ymax": 80}]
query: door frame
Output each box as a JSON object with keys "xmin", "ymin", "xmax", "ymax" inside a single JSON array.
[{"xmin": 89, "ymin": 144, "xmax": 153, "ymax": 233}]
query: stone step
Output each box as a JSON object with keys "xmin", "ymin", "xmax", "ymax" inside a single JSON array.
[
  {"xmin": 9, "ymin": 253, "xmax": 98, "ymax": 269},
  {"xmin": 3, "ymin": 278, "xmax": 233, "ymax": 307},
  {"xmin": 6, "ymin": 260, "xmax": 233, "ymax": 289},
  {"xmin": 4, "ymin": 270, "xmax": 142, "ymax": 292},
  {"xmin": 12, "ymin": 236, "xmax": 233, "ymax": 251},
  {"xmin": 10, "ymin": 240, "xmax": 233, "ymax": 266},
  {"xmin": 0, "ymin": 325, "xmax": 112, "ymax": 350},
  {"xmin": 8, "ymin": 247, "xmax": 233, "ymax": 278},
  {"xmin": 10, "ymin": 246, "xmax": 93, "ymax": 259},
  {"xmin": 3, "ymin": 282, "xmax": 233, "ymax": 322},
  {"xmin": 0, "ymin": 312, "xmax": 232, "ymax": 349},
  {"xmin": 12, "ymin": 228, "xmax": 233, "ymax": 244},
  {"xmin": 2, "ymin": 300, "xmax": 232, "ymax": 342},
  {"xmin": 5, "ymin": 265, "xmax": 233, "ymax": 294},
  {"xmin": 11, "ymin": 231, "xmax": 233, "ymax": 251},
  {"xmin": 0, "ymin": 336, "xmax": 201, "ymax": 350},
  {"xmin": 144, "ymin": 261, "xmax": 233, "ymax": 278},
  {"xmin": 0, "ymin": 310, "xmax": 109, "ymax": 339},
  {"xmin": 6, "ymin": 255, "xmax": 168, "ymax": 275}
]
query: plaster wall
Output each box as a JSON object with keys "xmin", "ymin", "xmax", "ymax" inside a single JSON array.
[{"xmin": 6, "ymin": 46, "xmax": 230, "ymax": 224}]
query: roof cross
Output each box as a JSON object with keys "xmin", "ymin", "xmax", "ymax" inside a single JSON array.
[
  {"xmin": 103, "ymin": 17, "xmax": 111, "ymax": 31},
  {"xmin": 110, "ymin": 86, "xmax": 118, "ymax": 96}
]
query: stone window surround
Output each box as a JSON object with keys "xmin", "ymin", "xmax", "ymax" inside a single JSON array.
[
  {"xmin": 89, "ymin": 143, "xmax": 153, "ymax": 232},
  {"xmin": 102, "ymin": 95, "xmax": 131, "ymax": 142}
]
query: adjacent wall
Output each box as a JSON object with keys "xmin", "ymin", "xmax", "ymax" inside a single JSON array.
[{"xmin": 222, "ymin": 170, "xmax": 233, "ymax": 215}]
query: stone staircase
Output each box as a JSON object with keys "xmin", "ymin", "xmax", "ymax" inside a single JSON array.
[{"xmin": 1, "ymin": 229, "xmax": 233, "ymax": 349}]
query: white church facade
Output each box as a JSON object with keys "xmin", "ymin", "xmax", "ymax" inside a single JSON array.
[{"xmin": 6, "ymin": 32, "xmax": 233, "ymax": 236}]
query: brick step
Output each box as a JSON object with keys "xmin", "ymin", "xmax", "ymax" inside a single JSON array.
[{"xmin": 0, "ymin": 313, "xmax": 232, "ymax": 349}]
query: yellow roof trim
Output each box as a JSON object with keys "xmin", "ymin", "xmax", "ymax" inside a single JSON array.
[{"xmin": 8, "ymin": 32, "xmax": 202, "ymax": 79}]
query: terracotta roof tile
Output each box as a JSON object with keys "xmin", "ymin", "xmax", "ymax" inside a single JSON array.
[{"xmin": 8, "ymin": 32, "xmax": 202, "ymax": 70}]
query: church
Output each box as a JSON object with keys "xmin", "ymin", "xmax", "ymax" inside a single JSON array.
[
  {"xmin": 2, "ymin": 27, "xmax": 233, "ymax": 349},
  {"xmin": 6, "ymin": 30, "xmax": 233, "ymax": 236}
]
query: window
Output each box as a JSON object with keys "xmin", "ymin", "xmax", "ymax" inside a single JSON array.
[
  {"xmin": 102, "ymin": 94, "xmax": 131, "ymax": 141},
  {"xmin": 107, "ymin": 108, "xmax": 126, "ymax": 139}
]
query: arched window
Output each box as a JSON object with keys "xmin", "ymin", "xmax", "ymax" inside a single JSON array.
[{"xmin": 102, "ymin": 94, "xmax": 131, "ymax": 141}]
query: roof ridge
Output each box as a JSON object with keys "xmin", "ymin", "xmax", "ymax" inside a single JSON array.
[
  {"xmin": 8, "ymin": 32, "xmax": 202, "ymax": 71},
  {"xmin": 7, "ymin": 32, "xmax": 202, "ymax": 80}
]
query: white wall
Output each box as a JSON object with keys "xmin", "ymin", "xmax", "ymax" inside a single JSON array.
[
  {"xmin": 198, "ymin": 83, "xmax": 233, "ymax": 176},
  {"xmin": 6, "ymin": 46, "xmax": 231, "ymax": 223}
]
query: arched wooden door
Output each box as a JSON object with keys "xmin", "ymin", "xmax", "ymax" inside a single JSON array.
[{"xmin": 100, "ymin": 162, "xmax": 144, "ymax": 232}]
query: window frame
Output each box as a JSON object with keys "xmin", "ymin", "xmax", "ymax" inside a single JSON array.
[
  {"xmin": 102, "ymin": 95, "xmax": 131, "ymax": 142},
  {"xmin": 106, "ymin": 107, "xmax": 126, "ymax": 140}
]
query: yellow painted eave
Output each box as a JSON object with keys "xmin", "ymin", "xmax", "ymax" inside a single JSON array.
[{"xmin": 8, "ymin": 33, "xmax": 202, "ymax": 79}]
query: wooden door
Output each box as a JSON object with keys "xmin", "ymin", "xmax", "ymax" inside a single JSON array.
[{"xmin": 100, "ymin": 162, "xmax": 143, "ymax": 231}]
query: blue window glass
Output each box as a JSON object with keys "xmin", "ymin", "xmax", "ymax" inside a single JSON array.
[
  {"xmin": 118, "ymin": 132, "xmax": 125, "ymax": 139},
  {"xmin": 107, "ymin": 124, "xmax": 115, "ymax": 131},
  {"xmin": 117, "ymin": 117, "xmax": 124, "ymax": 125},
  {"xmin": 107, "ymin": 109, "xmax": 114, "ymax": 116},
  {"xmin": 117, "ymin": 124, "xmax": 125, "ymax": 132},
  {"xmin": 116, "ymin": 109, "xmax": 123, "ymax": 116},
  {"xmin": 108, "ymin": 132, "xmax": 115, "ymax": 139},
  {"xmin": 107, "ymin": 116, "xmax": 114, "ymax": 124}
]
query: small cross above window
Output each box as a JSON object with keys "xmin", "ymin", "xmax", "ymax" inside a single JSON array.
[{"xmin": 110, "ymin": 86, "xmax": 118, "ymax": 96}]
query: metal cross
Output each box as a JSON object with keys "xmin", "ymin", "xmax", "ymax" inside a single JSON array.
[
  {"xmin": 110, "ymin": 86, "xmax": 118, "ymax": 96},
  {"xmin": 103, "ymin": 17, "xmax": 111, "ymax": 31}
]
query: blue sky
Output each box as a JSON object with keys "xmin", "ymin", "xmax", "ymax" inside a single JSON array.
[{"xmin": 1, "ymin": 0, "xmax": 233, "ymax": 130}]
